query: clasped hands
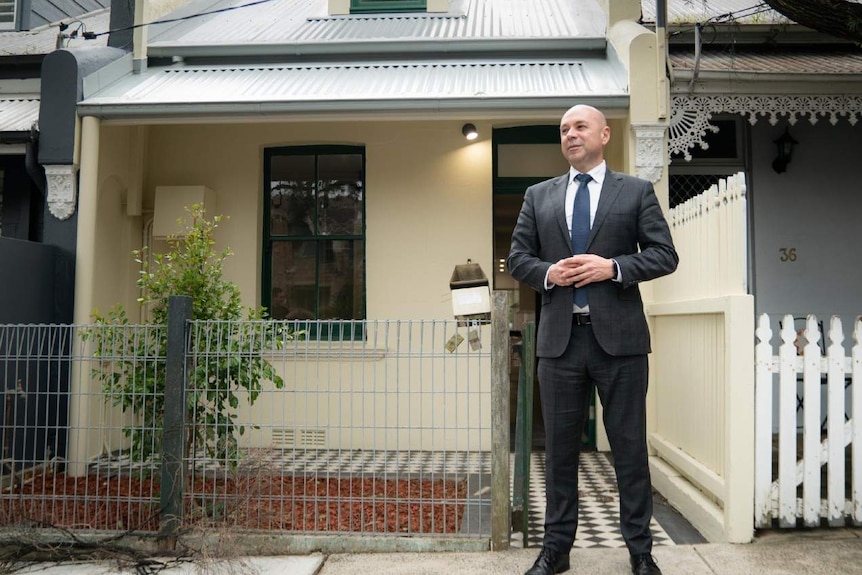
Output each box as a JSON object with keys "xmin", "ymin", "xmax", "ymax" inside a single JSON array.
[{"xmin": 549, "ymin": 254, "xmax": 615, "ymax": 288}]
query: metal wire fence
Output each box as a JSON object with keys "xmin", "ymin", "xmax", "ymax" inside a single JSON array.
[
  {"xmin": 182, "ymin": 318, "xmax": 492, "ymax": 538},
  {"xmin": 0, "ymin": 313, "xmax": 497, "ymax": 543},
  {"xmin": 0, "ymin": 323, "xmax": 164, "ymax": 532}
]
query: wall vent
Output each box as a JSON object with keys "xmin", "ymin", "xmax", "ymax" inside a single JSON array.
[
  {"xmin": 299, "ymin": 429, "xmax": 327, "ymax": 448},
  {"xmin": 272, "ymin": 428, "xmax": 327, "ymax": 448},
  {"xmin": 272, "ymin": 428, "xmax": 296, "ymax": 447}
]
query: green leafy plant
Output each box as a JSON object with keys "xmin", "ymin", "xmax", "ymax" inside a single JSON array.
[{"xmin": 84, "ymin": 204, "xmax": 292, "ymax": 464}]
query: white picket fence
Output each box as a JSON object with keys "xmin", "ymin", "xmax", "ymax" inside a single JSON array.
[
  {"xmin": 650, "ymin": 171, "xmax": 755, "ymax": 542},
  {"xmin": 754, "ymin": 313, "xmax": 862, "ymax": 527}
]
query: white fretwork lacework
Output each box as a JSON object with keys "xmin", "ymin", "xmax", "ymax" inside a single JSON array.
[
  {"xmin": 44, "ymin": 164, "xmax": 78, "ymax": 220},
  {"xmin": 632, "ymin": 123, "xmax": 666, "ymax": 183},
  {"xmin": 669, "ymin": 95, "xmax": 862, "ymax": 161}
]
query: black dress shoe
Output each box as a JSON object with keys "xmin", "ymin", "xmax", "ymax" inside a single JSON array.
[
  {"xmin": 524, "ymin": 547, "xmax": 570, "ymax": 575},
  {"xmin": 630, "ymin": 554, "xmax": 662, "ymax": 575}
]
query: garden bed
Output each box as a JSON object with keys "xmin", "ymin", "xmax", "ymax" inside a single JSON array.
[{"xmin": 0, "ymin": 471, "xmax": 468, "ymax": 535}]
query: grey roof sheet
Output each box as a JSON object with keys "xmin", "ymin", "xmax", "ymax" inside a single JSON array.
[
  {"xmin": 0, "ymin": 97, "xmax": 39, "ymax": 131},
  {"xmin": 0, "ymin": 8, "xmax": 109, "ymax": 56},
  {"xmin": 671, "ymin": 46, "xmax": 862, "ymax": 75},
  {"xmin": 147, "ymin": 0, "xmax": 606, "ymax": 54},
  {"xmin": 29, "ymin": 0, "xmax": 110, "ymax": 30},
  {"xmin": 642, "ymin": 0, "xmax": 790, "ymax": 25},
  {"xmin": 78, "ymin": 57, "xmax": 628, "ymax": 118}
]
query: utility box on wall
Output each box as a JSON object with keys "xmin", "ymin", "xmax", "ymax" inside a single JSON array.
[
  {"xmin": 153, "ymin": 186, "xmax": 216, "ymax": 238},
  {"xmin": 450, "ymin": 260, "xmax": 491, "ymax": 323}
]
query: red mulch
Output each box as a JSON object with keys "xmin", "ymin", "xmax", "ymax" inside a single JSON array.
[{"xmin": 0, "ymin": 471, "xmax": 468, "ymax": 534}]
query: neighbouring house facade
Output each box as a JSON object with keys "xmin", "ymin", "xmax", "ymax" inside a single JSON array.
[
  {"xmin": 0, "ymin": 3, "xmax": 110, "ymax": 323},
  {"xmin": 646, "ymin": 0, "xmax": 862, "ymax": 330},
  {"xmin": 640, "ymin": 0, "xmax": 862, "ymax": 542}
]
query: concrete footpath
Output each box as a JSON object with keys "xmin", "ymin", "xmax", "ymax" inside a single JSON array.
[{"xmin": 13, "ymin": 528, "xmax": 862, "ymax": 575}]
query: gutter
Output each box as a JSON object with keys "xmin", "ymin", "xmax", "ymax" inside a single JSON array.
[
  {"xmin": 76, "ymin": 95, "xmax": 631, "ymax": 121},
  {"xmin": 146, "ymin": 37, "xmax": 609, "ymax": 60}
]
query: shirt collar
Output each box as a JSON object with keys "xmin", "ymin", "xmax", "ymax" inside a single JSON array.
[{"xmin": 569, "ymin": 161, "xmax": 607, "ymax": 186}]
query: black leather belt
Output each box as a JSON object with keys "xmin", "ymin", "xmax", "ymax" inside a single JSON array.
[{"xmin": 573, "ymin": 314, "xmax": 592, "ymax": 326}]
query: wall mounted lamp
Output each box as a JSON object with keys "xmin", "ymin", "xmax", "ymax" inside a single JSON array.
[
  {"xmin": 461, "ymin": 123, "xmax": 478, "ymax": 141},
  {"xmin": 772, "ymin": 127, "xmax": 798, "ymax": 174}
]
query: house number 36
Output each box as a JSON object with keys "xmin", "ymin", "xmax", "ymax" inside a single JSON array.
[{"xmin": 779, "ymin": 248, "xmax": 797, "ymax": 262}]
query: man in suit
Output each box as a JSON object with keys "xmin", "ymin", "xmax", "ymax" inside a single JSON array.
[{"xmin": 508, "ymin": 105, "xmax": 678, "ymax": 575}]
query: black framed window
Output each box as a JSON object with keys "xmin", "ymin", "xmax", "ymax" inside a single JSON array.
[
  {"xmin": 350, "ymin": 0, "xmax": 426, "ymax": 13},
  {"xmin": 263, "ymin": 146, "xmax": 366, "ymax": 329}
]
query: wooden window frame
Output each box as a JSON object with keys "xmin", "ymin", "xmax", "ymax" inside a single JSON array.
[{"xmin": 263, "ymin": 145, "xmax": 366, "ymax": 339}]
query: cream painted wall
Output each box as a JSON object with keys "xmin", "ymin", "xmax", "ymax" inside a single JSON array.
[
  {"xmin": 92, "ymin": 126, "xmax": 144, "ymax": 317},
  {"xmin": 140, "ymin": 120, "xmax": 494, "ymax": 322},
  {"xmin": 83, "ymin": 120, "xmax": 499, "ymax": 452}
]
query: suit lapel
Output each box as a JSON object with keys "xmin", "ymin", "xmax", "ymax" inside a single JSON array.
[
  {"xmin": 587, "ymin": 169, "xmax": 623, "ymax": 248},
  {"xmin": 550, "ymin": 174, "xmax": 571, "ymax": 248}
]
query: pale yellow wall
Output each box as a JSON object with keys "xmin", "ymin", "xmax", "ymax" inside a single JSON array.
[
  {"xmin": 92, "ymin": 126, "xmax": 143, "ymax": 319},
  {"xmin": 137, "ymin": 120, "xmax": 495, "ymax": 321},
  {"xmin": 232, "ymin": 323, "xmax": 494, "ymax": 451},
  {"xmin": 598, "ymin": 0, "xmax": 641, "ymax": 27}
]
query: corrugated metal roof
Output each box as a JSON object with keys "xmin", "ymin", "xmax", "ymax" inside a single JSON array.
[
  {"xmin": 29, "ymin": 0, "xmax": 110, "ymax": 30},
  {"xmin": 0, "ymin": 97, "xmax": 39, "ymax": 131},
  {"xmin": 147, "ymin": 0, "xmax": 606, "ymax": 55},
  {"xmin": 78, "ymin": 58, "xmax": 628, "ymax": 118},
  {"xmin": 671, "ymin": 47, "xmax": 862, "ymax": 75},
  {"xmin": 642, "ymin": 0, "xmax": 790, "ymax": 25},
  {"xmin": 0, "ymin": 9, "xmax": 109, "ymax": 56}
]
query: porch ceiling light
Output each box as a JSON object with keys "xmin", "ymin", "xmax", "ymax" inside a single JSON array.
[
  {"xmin": 772, "ymin": 127, "xmax": 798, "ymax": 174},
  {"xmin": 462, "ymin": 123, "xmax": 478, "ymax": 141}
]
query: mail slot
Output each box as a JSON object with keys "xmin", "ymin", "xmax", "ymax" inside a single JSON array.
[{"xmin": 449, "ymin": 260, "xmax": 491, "ymax": 322}]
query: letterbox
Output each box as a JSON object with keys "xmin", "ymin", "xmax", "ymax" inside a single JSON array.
[{"xmin": 449, "ymin": 260, "xmax": 491, "ymax": 322}]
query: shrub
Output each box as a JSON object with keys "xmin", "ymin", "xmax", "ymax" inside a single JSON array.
[{"xmin": 84, "ymin": 204, "xmax": 291, "ymax": 464}]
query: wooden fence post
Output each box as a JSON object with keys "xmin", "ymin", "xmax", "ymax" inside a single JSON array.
[
  {"xmin": 490, "ymin": 291, "xmax": 510, "ymax": 550},
  {"xmin": 159, "ymin": 295, "xmax": 192, "ymax": 547}
]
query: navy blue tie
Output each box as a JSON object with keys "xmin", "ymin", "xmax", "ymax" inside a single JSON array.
[{"xmin": 571, "ymin": 173, "xmax": 592, "ymax": 308}]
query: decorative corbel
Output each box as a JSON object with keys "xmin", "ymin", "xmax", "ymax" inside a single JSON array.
[
  {"xmin": 631, "ymin": 123, "xmax": 667, "ymax": 183},
  {"xmin": 44, "ymin": 164, "xmax": 79, "ymax": 220}
]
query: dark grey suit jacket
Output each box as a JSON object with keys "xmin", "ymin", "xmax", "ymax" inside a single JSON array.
[{"xmin": 507, "ymin": 168, "xmax": 678, "ymax": 358}]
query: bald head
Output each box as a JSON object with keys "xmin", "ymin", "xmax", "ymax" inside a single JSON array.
[
  {"xmin": 560, "ymin": 104, "xmax": 611, "ymax": 173},
  {"xmin": 562, "ymin": 104, "xmax": 608, "ymax": 128}
]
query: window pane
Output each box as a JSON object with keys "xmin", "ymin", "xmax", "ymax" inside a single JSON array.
[
  {"xmin": 270, "ymin": 155, "xmax": 315, "ymax": 236},
  {"xmin": 318, "ymin": 154, "xmax": 363, "ymax": 236},
  {"xmin": 318, "ymin": 239, "xmax": 365, "ymax": 320},
  {"xmin": 270, "ymin": 241, "xmax": 317, "ymax": 320}
]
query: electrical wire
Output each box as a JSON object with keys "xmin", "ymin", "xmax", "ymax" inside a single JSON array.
[
  {"xmin": 81, "ymin": 0, "xmax": 283, "ymax": 40},
  {"xmin": 668, "ymin": 2, "xmax": 776, "ymax": 38}
]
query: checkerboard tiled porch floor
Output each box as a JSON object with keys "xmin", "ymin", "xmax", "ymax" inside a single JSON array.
[{"xmin": 510, "ymin": 451, "xmax": 675, "ymax": 549}]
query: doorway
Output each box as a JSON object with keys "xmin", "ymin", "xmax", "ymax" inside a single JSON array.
[{"xmin": 492, "ymin": 125, "xmax": 594, "ymax": 451}]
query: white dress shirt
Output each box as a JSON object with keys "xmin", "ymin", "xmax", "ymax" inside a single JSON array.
[{"xmin": 543, "ymin": 161, "xmax": 621, "ymax": 309}]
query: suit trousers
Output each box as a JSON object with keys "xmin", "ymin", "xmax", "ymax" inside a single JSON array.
[{"xmin": 536, "ymin": 320, "xmax": 653, "ymax": 556}]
